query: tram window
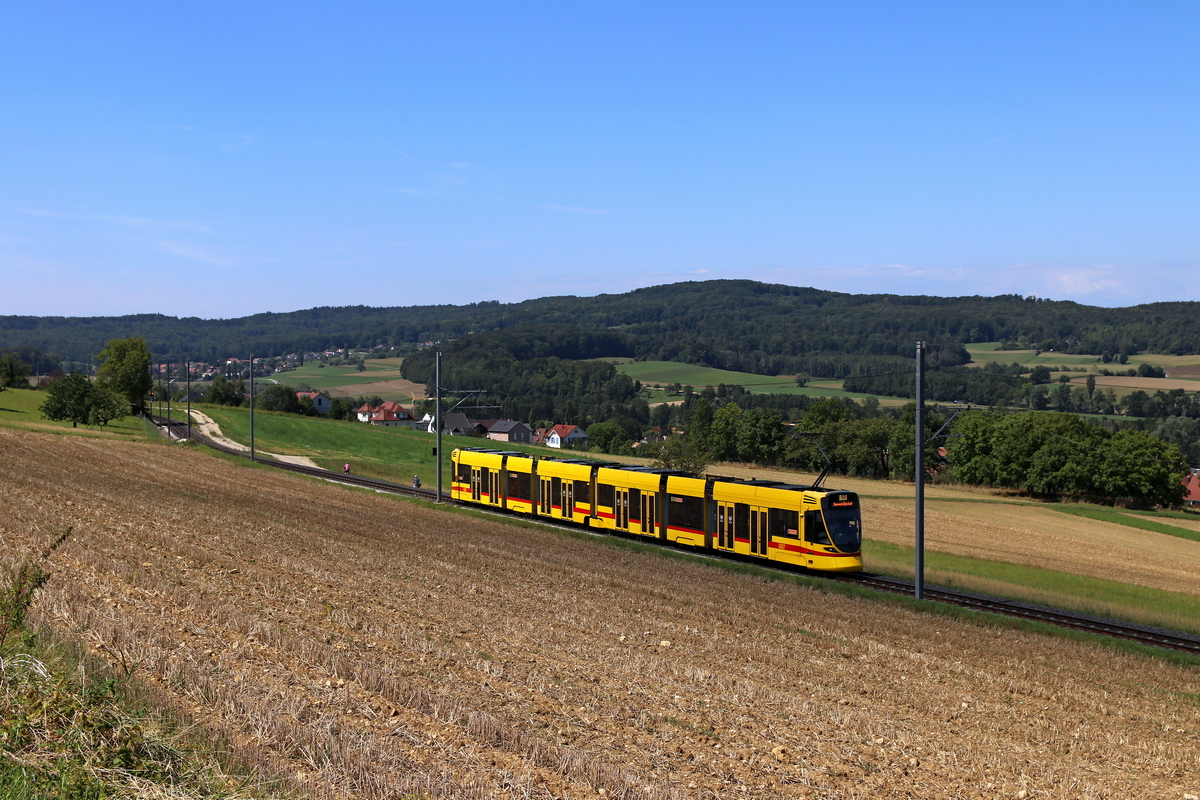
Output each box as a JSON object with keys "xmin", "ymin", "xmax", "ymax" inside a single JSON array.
[
  {"xmin": 628, "ymin": 489, "xmax": 641, "ymax": 521},
  {"xmin": 510, "ymin": 472, "xmax": 532, "ymax": 501},
  {"xmin": 734, "ymin": 503, "xmax": 750, "ymax": 541},
  {"xmin": 598, "ymin": 483, "xmax": 614, "ymax": 507},
  {"xmin": 806, "ymin": 510, "xmax": 831, "ymax": 545},
  {"xmin": 669, "ymin": 496, "xmax": 686, "ymax": 528},
  {"xmin": 684, "ymin": 496, "xmax": 703, "ymax": 530},
  {"xmin": 769, "ymin": 508, "xmax": 799, "ymax": 538},
  {"xmin": 551, "ymin": 477, "xmax": 562, "ymax": 507},
  {"xmin": 457, "ymin": 462, "xmax": 471, "ymax": 482},
  {"xmin": 574, "ymin": 480, "xmax": 591, "ymax": 504}
]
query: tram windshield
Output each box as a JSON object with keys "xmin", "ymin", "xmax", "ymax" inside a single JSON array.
[{"xmin": 821, "ymin": 493, "xmax": 862, "ymax": 553}]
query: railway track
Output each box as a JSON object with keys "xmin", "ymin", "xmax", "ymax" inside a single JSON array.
[{"xmin": 153, "ymin": 414, "xmax": 1200, "ymax": 657}]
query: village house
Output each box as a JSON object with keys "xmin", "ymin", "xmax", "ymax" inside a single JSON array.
[
  {"xmin": 545, "ymin": 424, "xmax": 588, "ymax": 449},
  {"xmin": 356, "ymin": 401, "xmax": 421, "ymax": 429},
  {"xmin": 295, "ymin": 392, "xmax": 330, "ymax": 414},
  {"xmin": 420, "ymin": 411, "xmax": 486, "ymax": 436},
  {"xmin": 486, "ymin": 420, "xmax": 533, "ymax": 444}
]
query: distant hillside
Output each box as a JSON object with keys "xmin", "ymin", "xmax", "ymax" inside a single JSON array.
[{"xmin": 3, "ymin": 281, "xmax": 1200, "ymax": 377}]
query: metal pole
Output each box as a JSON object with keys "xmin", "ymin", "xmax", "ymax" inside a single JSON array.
[
  {"xmin": 249, "ymin": 354, "xmax": 255, "ymax": 460},
  {"xmin": 186, "ymin": 359, "xmax": 191, "ymax": 440},
  {"xmin": 435, "ymin": 350, "xmax": 442, "ymax": 503},
  {"xmin": 166, "ymin": 358, "xmax": 171, "ymax": 435},
  {"xmin": 915, "ymin": 341, "xmax": 926, "ymax": 600}
]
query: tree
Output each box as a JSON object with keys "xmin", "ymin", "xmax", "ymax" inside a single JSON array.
[
  {"xmin": 87, "ymin": 384, "xmax": 128, "ymax": 427},
  {"xmin": 648, "ymin": 434, "xmax": 713, "ymax": 476},
  {"xmin": 586, "ymin": 421, "xmax": 628, "ymax": 454},
  {"xmin": 257, "ymin": 384, "xmax": 304, "ymax": 414},
  {"xmin": 39, "ymin": 374, "xmax": 94, "ymax": 427},
  {"xmin": 207, "ymin": 373, "xmax": 245, "ymax": 406},
  {"xmin": 736, "ymin": 408, "xmax": 784, "ymax": 465},
  {"xmin": 0, "ymin": 354, "xmax": 31, "ymax": 390},
  {"xmin": 686, "ymin": 397, "xmax": 713, "ymax": 445},
  {"xmin": 1096, "ymin": 430, "xmax": 1187, "ymax": 506},
  {"xmin": 96, "ymin": 337, "xmax": 152, "ymax": 414},
  {"xmin": 709, "ymin": 402, "xmax": 744, "ymax": 461}
]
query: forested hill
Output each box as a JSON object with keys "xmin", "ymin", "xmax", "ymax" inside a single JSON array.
[{"xmin": 5, "ymin": 281, "xmax": 1200, "ymax": 373}]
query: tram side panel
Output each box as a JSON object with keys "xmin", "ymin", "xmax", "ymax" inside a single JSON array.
[
  {"xmin": 594, "ymin": 467, "xmax": 666, "ymax": 538},
  {"xmin": 503, "ymin": 456, "xmax": 537, "ymax": 515},
  {"xmin": 664, "ymin": 475, "xmax": 708, "ymax": 548}
]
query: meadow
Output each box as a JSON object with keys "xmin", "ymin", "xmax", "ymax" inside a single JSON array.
[{"xmin": 263, "ymin": 357, "xmax": 426, "ymax": 401}]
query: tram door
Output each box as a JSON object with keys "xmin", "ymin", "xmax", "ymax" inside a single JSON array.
[
  {"xmin": 749, "ymin": 507, "xmax": 769, "ymax": 556},
  {"xmin": 734, "ymin": 503, "xmax": 751, "ymax": 552},
  {"xmin": 716, "ymin": 502, "xmax": 735, "ymax": 550},
  {"xmin": 489, "ymin": 470, "xmax": 500, "ymax": 506},
  {"xmin": 471, "ymin": 468, "xmax": 482, "ymax": 502},
  {"xmin": 614, "ymin": 489, "xmax": 628, "ymax": 529},
  {"xmin": 562, "ymin": 480, "xmax": 575, "ymax": 520},
  {"xmin": 640, "ymin": 492, "xmax": 656, "ymax": 537},
  {"xmin": 539, "ymin": 477, "xmax": 552, "ymax": 514}
]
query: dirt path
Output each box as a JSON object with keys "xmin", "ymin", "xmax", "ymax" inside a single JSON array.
[
  {"xmin": 187, "ymin": 409, "xmax": 319, "ymax": 468},
  {"xmin": 3, "ymin": 426, "xmax": 1200, "ymax": 799}
]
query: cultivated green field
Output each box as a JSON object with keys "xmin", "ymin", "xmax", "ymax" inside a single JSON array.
[
  {"xmin": 613, "ymin": 360, "xmax": 908, "ymax": 405},
  {"xmin": 268, "ymin": 358, "xmax": 407, "ymax": 390},
  {"xmin": 968, "ymin": 342, "xmax": 1200, "ymax": 374}
]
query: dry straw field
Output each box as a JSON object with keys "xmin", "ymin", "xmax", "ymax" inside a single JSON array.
[{"xmin": 3, "ymin": 427, "xmax": 1200, "ymax": 799}]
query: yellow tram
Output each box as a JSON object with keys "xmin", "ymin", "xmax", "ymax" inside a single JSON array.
[{"xmin": 450, "ymin": 447, "xmax": 862, "ymax": 572}]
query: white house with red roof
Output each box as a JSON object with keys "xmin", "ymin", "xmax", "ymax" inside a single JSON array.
[
  {"xmin": 355, "ymin": 400, "xmax": 421, "ymax": 429},
  {"xmin": 545, "ymin": 424, "xmax": 588, "ymax": 449}
]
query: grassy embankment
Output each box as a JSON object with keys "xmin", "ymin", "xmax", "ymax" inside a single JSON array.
[
  {"xmin": 191, "ymin": 405, "xmax": 1200, "ymax": 636},
  {"xmin": 0, "ymin": 386, "xmax": 152, "ymax": 441},
  {"xmin": 0, "ymin": 620, "xmax": 265, "ymax": 798}
]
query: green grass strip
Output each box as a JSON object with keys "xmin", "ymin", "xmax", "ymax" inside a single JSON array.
[
  {"xmin": 864, "ymin": 538, "xmax": 1200, "ymax": 635},
  {"xmin": 1048, "ymin": 504, "xmax": 1200, "ymax": 542}
]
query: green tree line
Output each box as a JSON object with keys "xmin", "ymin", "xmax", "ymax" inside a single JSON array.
[{"xmin": 7, "ymin": 281, "xmax": 1200, "ymax": 376}]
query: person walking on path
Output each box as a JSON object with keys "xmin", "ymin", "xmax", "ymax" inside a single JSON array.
[{"xmin": 343, "ymin": 463, "xmax": 351, "ymax": 475}]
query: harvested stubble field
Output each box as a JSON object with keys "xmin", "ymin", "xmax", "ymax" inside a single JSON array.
[{"xmin": 3, "ymin": 428, "xmax": 1200, "ymax": 799}]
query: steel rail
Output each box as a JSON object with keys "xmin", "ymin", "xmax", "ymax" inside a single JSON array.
[{"xmin": 153, "ymin": 414, "xmax": 1200, "ymax": 656}]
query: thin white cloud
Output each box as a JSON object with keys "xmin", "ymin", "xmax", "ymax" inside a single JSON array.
[
  {"xmin": 390, "ymin": 187, "xmax": 441, "ymax": 196},
  {"xmin": 19, "ymin": 208, "xmax": 209, "ymax": 232},
  {"xmin": 979, "ymin": 133, "xmax": 1017, "ymax": 145},
  {"xmin": 1046, "ymin": 269, "xmax": 1126, "ymax": 296},
  {"xmin": 540, "ymin": 204, "xmax": 611, "ymax": 215},
  {"xmin": 157, "ymin": 240, "xmax": 239, "ymax": 268},
  {"xmin": 375, "ymin": 137, "xmax": 414, "ymax": 161}
]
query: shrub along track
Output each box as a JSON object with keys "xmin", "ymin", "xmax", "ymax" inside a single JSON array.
[{"xmin": 3, "ymin": 425, "xmax": 1200, "ymax": 799}]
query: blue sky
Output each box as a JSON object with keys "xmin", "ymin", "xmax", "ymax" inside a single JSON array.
[{"xmin": 2, "ymin": 3, "xmax": 1197, "ymax": 318}]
